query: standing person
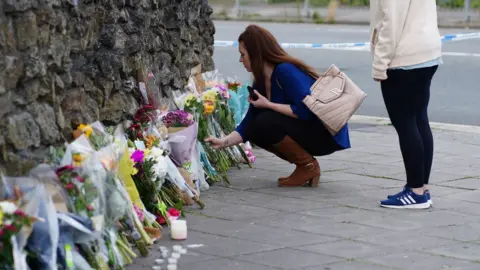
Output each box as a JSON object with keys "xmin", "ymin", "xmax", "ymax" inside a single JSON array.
[
  {"xmin": 205, "ymin": 24, "xmax": 351, "ymax": 187},
  {"xmin": 370, "ymin": 0, "xmax": 442, "ymax": 209}
]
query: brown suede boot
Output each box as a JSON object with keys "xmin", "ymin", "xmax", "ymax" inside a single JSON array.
[
  {"xmin": 264, "ymin": 146, "xmax": 292, "ymax": 182},
  {"xmin": 273, "ymin": 136, "xmax": 321, "ymax": 187}
]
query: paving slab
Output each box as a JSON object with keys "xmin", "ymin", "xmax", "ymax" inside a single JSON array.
[{"xmin": 129, "ymin": 125, "xmax": 480, "ymax": 270}]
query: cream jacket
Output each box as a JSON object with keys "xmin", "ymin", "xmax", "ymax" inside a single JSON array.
[{"xmin": 370, "ymin": 0, "xmax": 442, "ymax": 80}]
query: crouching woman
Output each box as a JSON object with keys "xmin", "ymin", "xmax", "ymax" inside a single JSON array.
[{"xmin": 205, "ymin": 25, "xmax": 351, "ymax": 187}]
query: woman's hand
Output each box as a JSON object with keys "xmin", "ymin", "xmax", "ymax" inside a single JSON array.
[
  {"xmin": 249, "ymin": 90, "xmax": 272, "ymax": 109},
  {"xmin": 204, "ymin": 136, "xmax": 227, "ymax": 149}
]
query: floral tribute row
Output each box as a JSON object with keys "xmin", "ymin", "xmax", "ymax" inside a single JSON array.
[{"xmin": 0, "ymin": 70, "xmax": 256, "ymax": 270}]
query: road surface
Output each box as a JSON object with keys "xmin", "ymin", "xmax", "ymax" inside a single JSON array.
[{"xmin": 212, "ymin": 21, "xmax": 480, "ymax": 126}]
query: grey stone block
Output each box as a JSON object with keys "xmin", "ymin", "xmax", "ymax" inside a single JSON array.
[
  {"xmin": 445, "ymin": 190, "xmax": 480, "ymax": 203},
  {"xmin": 303, "ymin": 260, "xmax": 395, "ymax": 270},
  {"xmin": 428, "ymin": 197, "xmax": 480, "ymax": 216},
  {"xmin": 354, "ymin": 231, "xmax": 459, "ymax": 251},
  {"xmin": 192, "ymin": 199, "xmax": 282, "ymax": 221},
  {"xmin": 294, "ymin": 239, "xmax": 398, "ymax": 259},
  {"xmin": 188, "ymin": 215, "xmax": 339, "ymax": 247},
  {"xmin": 365, "ymin": 251, "xmax": 479, "ymax": 269},
  {"xmin": 441, "ymin": 179, "xmax": 480, "ymax": 190},
  {"xmin": 179, "ymin": 258, "xmax": 281, "ymax": 270},
  {"xmin": 235, "ymin": 248, "xmax": 343, "ymax": 269},
  {"xmin": 354, "ymin": 210, "xmax": 476, "ymax": 231},
  {"xmin": 423, "ymin": 223, "xmax": 480, "ymax": 242},
  {"xmin": 180, "ymin": 231, "xmax": 278, "ymax": 257},
  {"xmin": 428, "ymin": 243, "xmax": 480, "ymax": 261},
  {"xmin": 202, "ymin": 189, "xmax": 330, "ymax": 213}
]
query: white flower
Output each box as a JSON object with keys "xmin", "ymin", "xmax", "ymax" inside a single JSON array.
[
  {"xmin": 149, "ymin": 147, "xmax": 164, "ymax": 158},
  {"xmin": 0, "ymin": 201, "xmax": 18, "ymax": 214},
  {"xmin": 147, "ymin": 147, "xmax": 168, "ymax": 180}
]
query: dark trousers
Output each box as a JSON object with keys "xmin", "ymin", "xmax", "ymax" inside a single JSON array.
[
  {"xmin": 381, "ymin": 65, "xmax": 438, "ymax": 189},
  {"xmin": 244, "ymin": 110, "xmax": 341, "ymax": 157}
]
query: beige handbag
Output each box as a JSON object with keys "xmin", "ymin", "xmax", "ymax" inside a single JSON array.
[
  {"xmin": 277, "ymin": 64, "xmax": 367, "ymax": 135},
  {"xmin": 303, "ymin": 64, "xmax": 367, "ymax": 135}
]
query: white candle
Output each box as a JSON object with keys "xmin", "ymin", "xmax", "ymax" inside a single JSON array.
[
  {"xmin": 171, "ymin": 252, "xmax": 180, "ymax": 259},
  {"xmin": 179, "ymin": 248, "xmax": 187, "ymax": 254},
  {"xmin": 168, "ymin": 258, "xmax": 177, "ymax": 264},
  {"xmin": 171, "ymin": 220, "xmax": 187, "ymax": 240},
  {"xmin": 167, "ymin": 265, "xmax": 177, "ymax": 270},
  {"xmin": 155, "ymin": 259, "xmax": 165, "ymax": 264},
  {"xmin": 172, "ymin": 245, "xmax": 182, "ymax": 251}
]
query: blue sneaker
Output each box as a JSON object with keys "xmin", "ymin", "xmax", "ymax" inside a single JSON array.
[
  {"xmin": 425, "ymin": 190, "xmax": 432, "ymax": 206},
  {"xmin": 381, "ymin": 187, "xmax": 431, "ymax": 209},
  {"xmin": 388, "ymin": 186, "xmax": 432, "ymax": 205}
]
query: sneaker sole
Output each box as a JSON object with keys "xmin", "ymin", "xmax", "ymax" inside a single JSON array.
[{"xmin": 380, "ymin": 202, "xmax": 432, "ymax": 209}]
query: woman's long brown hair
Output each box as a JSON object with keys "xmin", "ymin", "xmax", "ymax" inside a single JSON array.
[{"xmin": 238, "ymin": 24, "xmax": 319, "ymax": 93}]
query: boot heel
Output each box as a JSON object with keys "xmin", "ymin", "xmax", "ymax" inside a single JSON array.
[{"xmin": 308, "ymin": 176, "xmax": 320, "ymax": 187}]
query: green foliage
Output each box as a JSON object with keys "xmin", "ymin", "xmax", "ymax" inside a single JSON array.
[
  {"xmin": 268, "ymin": 0, "xmax": 480, "ymax": 7},
  {"xmin": 436, "ymin": 0, "xmax": 480, "ymax": 8}
]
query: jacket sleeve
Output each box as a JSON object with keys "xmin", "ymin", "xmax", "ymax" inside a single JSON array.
[
  {"xmin": 372, "ymin": 0, "xmax": 409, "ymax": 80},
  {"xmin": 275, "ymin": 63, "xmax": 314, "ymax": 121}
]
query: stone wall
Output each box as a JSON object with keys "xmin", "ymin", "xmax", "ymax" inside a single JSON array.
[{"xmin": 0, "ymin": 0, "xmax": 215, "ymax": 175}]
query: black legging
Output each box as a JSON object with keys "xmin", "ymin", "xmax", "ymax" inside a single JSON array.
[
  {"xmin": 381, "ymin": 65, "xmax": 438, "ymax": 189},
  {"xmin": 243, "ymin": 110, "xmax": 341, "ymax": 157}
]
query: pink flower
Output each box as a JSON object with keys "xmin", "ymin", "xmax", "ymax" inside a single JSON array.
[
  {"xmin": 56, "ymin": 165, "xmax": 75, "ymax": 175},
  {"xmin": 131, "ymin": 150, "xmax": 144, "ymax": 163},
  {"xmin": 6, "ymin": 224, "xmax": 18, "ymax": 233},
  {"xmin": 14, "ymin": 209, "xmax": 26, "ymax": 217},
  {"xmin": 133, "ymin": 205, "xmax": 145, "ymax": 222},
  {"xmin": 87, "ymin": 205, "xmax": 94, "ymax": 211},
  {"xmin": 249, "ymin": 156, "xmax": 256, "ymax": 163},
  {"xmin": 0, "ymin": 229, "xmax": 4, "ymax": 237},
  {"xmin": 75, "ymin": 176, "xmax": 85, "ymax": 183},
  {"xmin": 65, "ymin": 183, "xmax": 74, "ymax": 190},
  {"xmin": 168, "ymin": 208, "xmax": 181, "ymax": 217}
]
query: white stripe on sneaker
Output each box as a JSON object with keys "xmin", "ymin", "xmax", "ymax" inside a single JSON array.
[
  {"xmin": 407, "ymin": 195, "xmax": 416, "ymax": 204},
  {"xmin": 400, "ymin": 198, "xmax": 408, "ymax": 205}
]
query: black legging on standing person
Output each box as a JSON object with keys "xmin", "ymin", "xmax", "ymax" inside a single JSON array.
[
  {"xmin": 243, "ymin": 110, "xmax": 342, "ymax": 158},
  {"xmin": 381, "ymin": 65, "xmax": 438, "ymax": 189}
]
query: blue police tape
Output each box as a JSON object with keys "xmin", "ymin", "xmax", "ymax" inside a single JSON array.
[{"xmin": 214, "ymin": 32, "xmax": 480, "ymax": 50}]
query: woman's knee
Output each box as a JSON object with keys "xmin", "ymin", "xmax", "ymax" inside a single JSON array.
[{"xmin": 250, "ymin": 110, "xmax": 285, "ymax": 145}]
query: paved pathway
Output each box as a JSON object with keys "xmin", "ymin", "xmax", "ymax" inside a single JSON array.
[{"xmin": 130, "ymin": 123, "xmax": 480, "ymax": 270}]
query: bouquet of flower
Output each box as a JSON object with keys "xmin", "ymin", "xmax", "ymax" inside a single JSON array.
[
  {"xmin": 74, "ymin": 122, "xmax": 113, "ymax": 151},
  {"xmin": 55, "ymin": 161, "xmax": 109, "ymax": 270},
  {"xmin": 0, "ymin": 200, "xmax": 37, "ymax": 269},
  {"xmin": 162, "ymin": 110, "xmax": 195, "ymax": 130},
  {"xmin": 56, "ymin": 166, "xmax": 101, "ymax": 220},
  {"xmin": 227, "ymin": 80, "xmax": 241, "ymax": 93}
]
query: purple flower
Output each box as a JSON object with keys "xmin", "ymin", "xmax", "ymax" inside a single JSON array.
[
  {"xmin": 131, "ymin": 150, "xmax": 144, "ymax": 163},
  {"xmin": 162, "ymin": 110, "xmax": 194, "ymax": 127}
]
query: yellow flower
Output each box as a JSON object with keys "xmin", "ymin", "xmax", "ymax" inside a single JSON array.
[
  {"xmin": 185, "ymin": 94, "xmax": 197, "ymax": 106},
  {"xmin": 143, "ymin": 148, "xmax": 151, "ymax": 157},
  {"xmin": 73, "ymin": 153, "xmax": 84, "ymax": 166},
  {"xmin": 126, "ymin": 157, "xmax": 138, "ymax": 176},
  {"xmin": 0, "ymin": 208, "xmax": 3, "ymax": 226},
  {"xmin": 202, "ymin": 89, "xmax": 218, "ymax": 103},
  {"xmin": 76, "ymin": 124, "xmax": 93, "ymax": 138},
  {"xmin": 203, "ymin": 101, "xmax": 215, "ymax": 115}
]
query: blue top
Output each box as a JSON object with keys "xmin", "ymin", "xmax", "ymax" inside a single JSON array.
[{"xmin": 235, "ymin": 62, "xmax": 351, "ymax": 150}]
